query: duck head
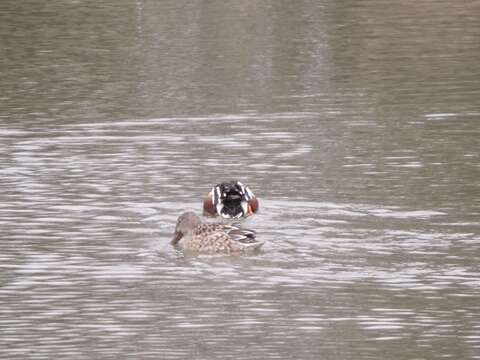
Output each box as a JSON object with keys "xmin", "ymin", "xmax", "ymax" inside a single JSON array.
[
  {"xmin": 172, "ymin": 211, "xmax": 201, "ymax": 245},
  {"xmin": 212, "ymin": 181, "xmax": 256, "ymax": 218}
]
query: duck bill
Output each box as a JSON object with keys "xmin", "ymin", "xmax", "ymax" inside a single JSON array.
[{"xmin": 171, "ymin": 231, "xmax": 184, "ymax": 245}]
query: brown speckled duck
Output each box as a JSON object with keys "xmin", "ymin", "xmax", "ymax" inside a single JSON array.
[
  {"xmin": 203, "ymin": 181, "xmax": 259, "ymax": 218},
  {"xmin": 172, "ymin": 212, "xmax": 263, "ymax": 253}
]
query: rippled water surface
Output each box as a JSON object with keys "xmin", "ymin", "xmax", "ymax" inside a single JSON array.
[{"xmin": 1, "ymin": 1, "xmax": 480, "ymax": 359}]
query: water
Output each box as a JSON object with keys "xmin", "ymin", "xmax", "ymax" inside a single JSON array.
[{"xmin": 1, "ymin": 1, "xmax": 480, "ymax": 359}]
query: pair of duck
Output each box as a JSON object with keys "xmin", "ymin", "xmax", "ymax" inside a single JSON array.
[{"xmin": 172, "ymin": 181, "xmax": 263, "ymax": 254}]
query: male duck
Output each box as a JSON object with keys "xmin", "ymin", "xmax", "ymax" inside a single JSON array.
[
  {"xmin": 172, "ymin": 212, "xmax": 263, "ymax": 253},
  {"xmin": 203, "ymin": 181, "xmax": 259, "ymax": 218}
]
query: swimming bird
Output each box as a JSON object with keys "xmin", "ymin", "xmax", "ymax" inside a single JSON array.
[
  {"xmin": 172, "ymin": 212, "xmax": 263, "ymax": 253},
  {"xmin": 203, "ymin": 181, "xmax": 259, "ymax": 218}
]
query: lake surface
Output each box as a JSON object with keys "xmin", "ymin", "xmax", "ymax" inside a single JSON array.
[{"xmin": 1, "ymin": 1, "xmax": 480, "ymax": 359}]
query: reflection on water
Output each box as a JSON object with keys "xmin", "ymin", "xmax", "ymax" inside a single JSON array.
[{"xmin": 1, "ymin": 1, "xmax": 480, "ymax": 359}]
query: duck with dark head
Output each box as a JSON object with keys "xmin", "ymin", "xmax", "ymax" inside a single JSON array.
[{"xmin": 203, "ymin": 181, "xmax": 259, "ymax": 218}]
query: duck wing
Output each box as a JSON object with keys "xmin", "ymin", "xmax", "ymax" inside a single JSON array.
[
  {"xmin": 224, "ymin": 225, "xmax": 264, "ymax": 250},
  {"xmin": 193, "ymin": 224, "xmax": 263, "ymax": 252}
]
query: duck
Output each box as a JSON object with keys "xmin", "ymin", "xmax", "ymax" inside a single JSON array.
[
  {"xmin": 172, "ymin": 212, "xmax": 263, "ymax": 253},
  {"xmin": 203, "ymin": 181, "xmax": 259, "ymax": 218}
]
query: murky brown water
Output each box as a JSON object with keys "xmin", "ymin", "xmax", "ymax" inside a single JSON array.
[{"xmin": 1, "ymin": 1, "xmax": 480, "ymax": 359}]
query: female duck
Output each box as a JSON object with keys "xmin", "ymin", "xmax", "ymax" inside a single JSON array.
[{"xmin": 172, "ymin": 212, "xmax": 263, "ymax": 253}]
